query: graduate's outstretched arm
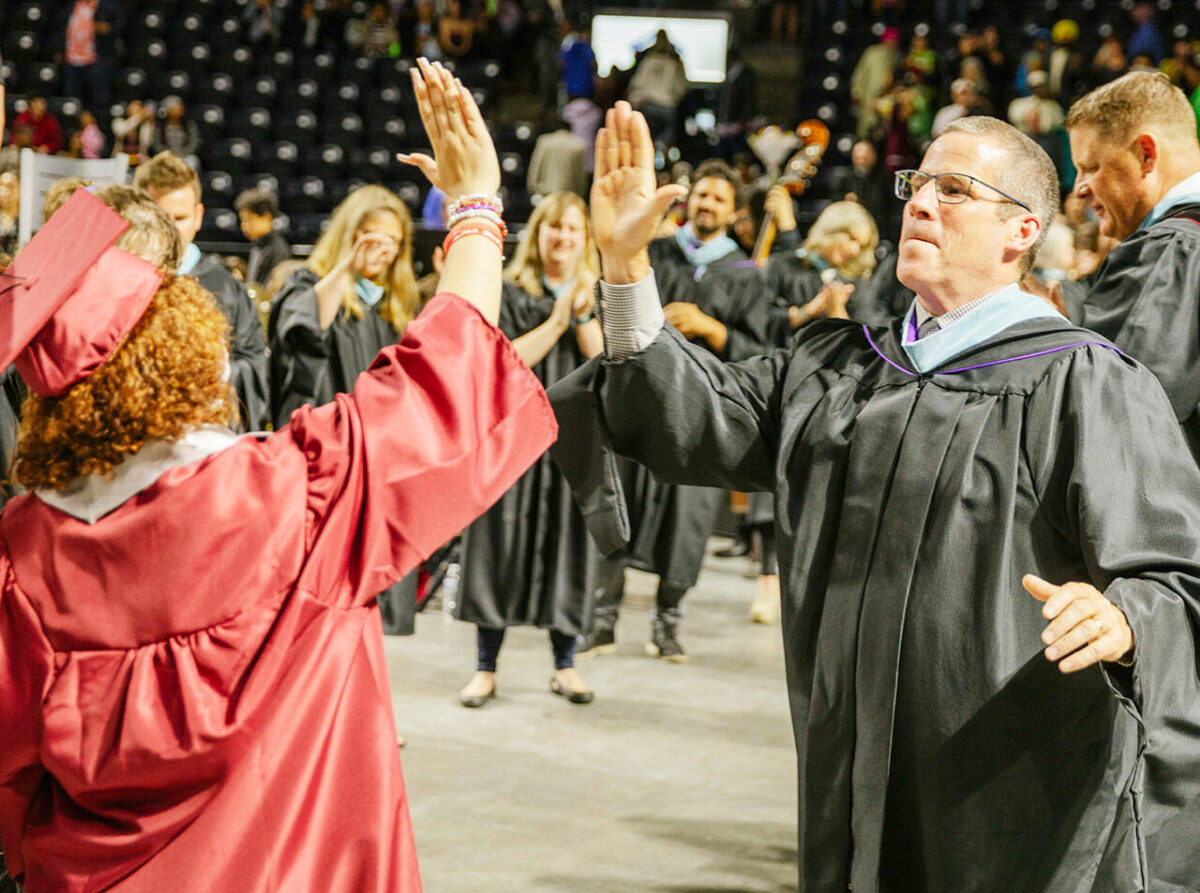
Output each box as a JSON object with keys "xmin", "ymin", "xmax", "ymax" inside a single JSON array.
[
  {"xmin": 590, "ymin": 102, "xmax": 686, "ymax": 285},
  {"xmin": 399, "ymin": 58, "xmax": 503, "ymax": 324},
  {"xmin": 1023, "ymin": 574, "xmax": 1134, "ymax": 673}
]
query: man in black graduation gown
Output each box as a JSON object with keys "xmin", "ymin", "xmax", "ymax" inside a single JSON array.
[
  {"xmin": 135, "ymin": 153, "xmax": 271, "ymax": 432},
  {"xmin": 552, "ymin": 106, "xmax": 1200, "ymax": 890},
  {"xmin": 1061, "ymin": 71, "xmax": 1200, "ymax": 460},
  {"xmin": 580, "ymin": 159, "xmax": 770, "ymax": 661}
]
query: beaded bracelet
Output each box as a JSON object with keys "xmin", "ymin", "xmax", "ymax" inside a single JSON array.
[
  {"xmin": 448, "ymin": 207, "xmax": 508, "ymax": 237},
  {"xmin": 446, "ymin": 193, "xmax": 504, "ymax": 218},
  {"xmin": 443, "ymin": 222, "xmax": 504, "ymax": 255}
]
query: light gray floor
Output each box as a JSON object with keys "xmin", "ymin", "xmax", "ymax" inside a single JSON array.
[{"xmin": 387, "ymin": 543, "xmax": 799, "ymax": 893}]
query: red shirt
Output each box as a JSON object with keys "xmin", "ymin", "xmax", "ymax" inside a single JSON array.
[
  {"xmin": 12, "ymin": 112, "xmax": 62, "ymax": 155},
  {"xmin": 0, "ymin": 294, "xmax": 556, "ymax": 891},
  {"xmin": 66, "ymin": 0, "xmax": 99, "ymax": 66}
]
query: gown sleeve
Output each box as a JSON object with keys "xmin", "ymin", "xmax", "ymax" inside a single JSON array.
[
  {"xmin": 287, "ymin": 292, "xmax": 557, "ymax": 608},
  {"xmin": 548, "ymin": 320, "xmax": 795, "ymax": 552},
  {"xmin": 1024, "ymin": 345, "xmax": 1200, "ymax": 878},
  {"xmin": 0, "ymin": 555, "xmax": 55, "ymax": 881}
]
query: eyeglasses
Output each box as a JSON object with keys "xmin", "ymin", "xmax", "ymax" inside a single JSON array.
[{"xmin": 894, "ymin": 170, "xmax": 1032, "ymax": 212}]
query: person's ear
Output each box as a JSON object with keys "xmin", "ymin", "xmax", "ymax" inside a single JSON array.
[
  {"xmin": 195, "ymin": 201, "xmax": 206, "ymax": 232},
  {"xmin": 1133, "ymin": 133, "xmax": 1158, "ymax": 176},
  {"xmin": 1008, "ymin": 212, "xmax": 1041, "ymax": 259}
]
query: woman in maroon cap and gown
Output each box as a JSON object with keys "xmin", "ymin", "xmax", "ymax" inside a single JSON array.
[{"xmin": 0, "ymin": 61, "xmax": 551, "ymax": 892}]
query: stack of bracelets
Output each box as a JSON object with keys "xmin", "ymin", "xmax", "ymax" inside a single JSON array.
[{"xmin": 443, "ymin": 193, "xmax": 508, "ymax": 254}]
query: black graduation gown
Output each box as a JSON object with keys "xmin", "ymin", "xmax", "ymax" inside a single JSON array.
[
  {"xmin": 1076, "ymin": 202, "xmax": 1200, "ymax": 460},
  {"xmin": 456, "ymin": 282, "xmax": 598, "ymax": 635},
  {"xmin": 268, "ymin": 267, "xmax": 418, "ymax": 635},
  {"xmin": 189, "ymin": 255, "xmax": 271, "ymax": 432},
  {"xmin": 549, "ymin": 315, "xmax": 1200, "ymax": 892},
  {"xmin": 761, "ymin": 252, "xmax": 890, "ymax": 349},
  {"xmin": 603, "ymin": 238, "xmax": 770, "ymax": 590}
]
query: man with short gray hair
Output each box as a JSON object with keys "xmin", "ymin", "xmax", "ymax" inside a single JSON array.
[
  {"xmin": 552, "ymin": 105, "xmax": 1200, "ymax": 890},
  {"xmin": 1064, "ymin": 70, "xmax": 1200, "ymax": 460}
]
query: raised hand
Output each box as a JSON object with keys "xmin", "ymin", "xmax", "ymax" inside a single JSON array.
[
  {"xmin": 399, "ymin": 58, "xmax": 500, "ymax": 202},
  {"xmin": 591, "ymin": 101, "xmax": 686, "ymax": 283},
  {"xmin": 1023, "ymin": 575, "xmax": 1134, "ymax": 673}
]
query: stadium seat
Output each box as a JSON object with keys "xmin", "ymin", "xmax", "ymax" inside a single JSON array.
[
  {"xmin": 194, "ymin": 104, "xmax": 228, "ymax": 145},
  {"xmin": 259, "ymin": 141, "xmax": 302, "ymax": 180},
  {"xmin": 212, "ymin": 138, "xmax": 254, "ymax": 176},
  {"xmin": 275, "ymin": 109, "xmax": 320, "ymax": 148},
  {"xmin": 309, "ymin": 143, "xmax": 350, "ymax": 179},
  {"xmin": 194, "ymin": 72, "xmax": 235, "ymax": 107},
  {"xmin": 202, "ymin": 170, "xmax": 237, "ymax": 207}
]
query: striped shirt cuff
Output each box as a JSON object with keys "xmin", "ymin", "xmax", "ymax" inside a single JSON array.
[{"xmin": 599, "ymin": 272, "xmax": 666, "ymax": 362}]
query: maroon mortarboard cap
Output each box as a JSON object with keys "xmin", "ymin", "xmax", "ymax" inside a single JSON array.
[{"xmin": 0, "ymin": 189, "xmax": 163, "ymax": 397}]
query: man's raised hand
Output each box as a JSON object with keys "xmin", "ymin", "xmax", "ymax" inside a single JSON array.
[
  {"xmin": 590, "ymin": 102, "xmax": 686, "ymax": 283},
  {"xmin": 1024, "ymin": 575, "xmax": 1134, "ymax": 673},
  {"xmin": 399, "ymin": 58, "xmax": 500, "ymax": 202}
]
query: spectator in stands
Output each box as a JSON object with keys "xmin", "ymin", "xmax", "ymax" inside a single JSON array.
[
  {"xmin": 560, "ymin": 20, "xmax": 596, "ymax": 102},
  {"xmin": 11, "ymin": 97, "xmax": 62, "ymax": 156},
  {"xmin": 1015, "ymin": 29, "xmax": 1050, "ymax": 98},
  {"xmin": 59, "ymin": 131, "xmax": 86, "ymax": 159},
  {"xmin": 958, "ymin": 57, "xmax": 995, "ymax": 114},
  {"xmin": 347, "ymin": 3, "xmax": 400, "ymax": 58},
  {"xmin": 1008, "ymin": 70, "xmax": 1064, "ymax": 137},
  {"xmin": 437, "ymin": 0, "xmax": 475, "ymax": 60},
  {"xmin": 1090, "ymin": 37, "xmax": 1128, "ymax": 88},
  {"xmin": 931, "ymin": 78, "xmax": 977, "ymax": 138},
  {"xmin": 414, "ymin": 0, "xmax": 442, "ymax": 61},
  {"xmin": 0, "ymin": 127, "xmax": 33, "ymax": 173},
  {"xmin": 1047, "ymin": 19, "xmax": 1085, "ymax": 104},
  {"xmin": 135, "ymin": 152, "xmax": 270, "ymax": 433},
  {"xmin": 627, "ymin": 30, "xmax": 690, "ymax": 149},
  {"xmin": 851, "ymin": 27, "xmax": 902, "ymax": 140},
  {"xmin": 525, "ymin": 0, "xmax": 562, "ymax": 110},
  {"xmin": 527, "ymin": 121, "xmax": 588, "ymax": 200},
  {"xmin": 236, "ymin": 187, "xmax": 292, "ymax": 290},
  {"xmin": 78, "ymin": 110, "xmax": 103, "ymax": 159},
  {"xmin": 905, "ymin": 32, "xmax": 937, "ymax": 83},
  {"xmin": 1160, "ymin": 39, "xmax": 1194, "ymax": 89},
  {"xmin": 0, "ymin": 172, "xmax": 18, "ymax": 258},
  {"xmin": 977, "ymin": 26, "xmax": 1013, "ymax": 110},
  {"xmin": 1127, "ymin": 2, "xmax": 1165, "ymax": 66},
  {"xmin": 59, "ymin": 0, "xmax": 119, "ymax": 108},
  {"xmin": 111, "ymin": 100, "xmax": 155, "ymax": 165},
  {"xmin": 244, "ymin": 0, "xmax": 284, "ymax": 45},
  {"xmin": 152, "ymin": 98, "xmax": 201, "ymax": 169}
]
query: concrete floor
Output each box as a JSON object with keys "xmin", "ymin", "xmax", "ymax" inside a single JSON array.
[{"xmin": 387, "ymin": 542, "xmax": 799, "ymax": 893}]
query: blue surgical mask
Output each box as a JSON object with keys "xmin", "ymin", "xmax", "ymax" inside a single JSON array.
[{"xmin": 355, "ymin": 276, "xmax": 385, "ymax": 306}]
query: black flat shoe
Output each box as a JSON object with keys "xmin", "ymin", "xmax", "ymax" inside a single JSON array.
[
  {"xmin": 550, "ymin": 677, "xmax": 594, "ymax": 704},
  {"xmin": 459, "ymin": 686, "xmax": 496, "ymax": 708}
]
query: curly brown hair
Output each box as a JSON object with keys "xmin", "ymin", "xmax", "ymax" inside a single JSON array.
[{"xmin": 14, "ymin": 273, "xmax": 236, "ymax": 491}]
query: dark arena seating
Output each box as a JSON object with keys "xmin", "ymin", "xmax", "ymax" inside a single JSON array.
[
  {"xmin": 2, "ymin": 0, "xmax": 1197, "ymax": 254},
  {"xmin": 1, "ymin": 0, "xmax": 517, "ymax": 251}
]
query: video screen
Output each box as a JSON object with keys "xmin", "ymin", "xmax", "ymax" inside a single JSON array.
[{"xmin": 590, "ymin": 12, "xmax": 730, "ymax": 84}]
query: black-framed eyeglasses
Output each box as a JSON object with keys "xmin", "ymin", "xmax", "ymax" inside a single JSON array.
[{"xmin": 893, "ymin": 169, "xmax": 1032, "ymax": 212}]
